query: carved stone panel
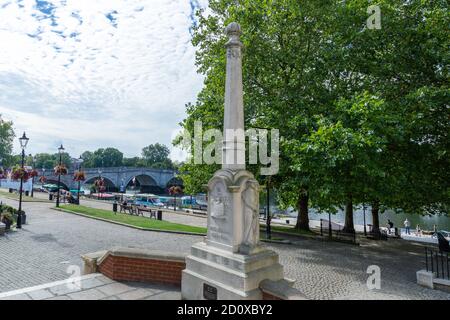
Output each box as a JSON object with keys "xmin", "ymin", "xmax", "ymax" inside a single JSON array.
[{"xmin": 207, "ymin": 178, "xmax": 232, "ymax": 248}]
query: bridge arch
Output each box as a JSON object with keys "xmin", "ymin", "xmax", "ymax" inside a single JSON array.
[
  {"xmin": 124, "ymin": 174, "xmax": 162, "ymax": 194},
  {"xmin": 166, "ymin": 177, "xmax": 183, "ymax": 188},
  {"xmin": 43, "ymin": 179, "xmax": 70, "ymax": 191},
  {"xmin": 84, "ymin": 176, "xmax": 117, "ymax": 192}
]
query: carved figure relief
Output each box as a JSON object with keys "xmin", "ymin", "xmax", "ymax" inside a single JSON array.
[{"xmin": 242, "ymin": 180, "xmax": 260, "ymax": 247}]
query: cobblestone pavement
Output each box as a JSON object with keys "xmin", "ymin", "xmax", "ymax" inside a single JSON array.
[
  {"xmin": 1, "ymin": 197, "xmax": 449, "ymax": 300},
  {"xmin": 0, "ymin": 274, "xmax": 180, "ymax": 300}
]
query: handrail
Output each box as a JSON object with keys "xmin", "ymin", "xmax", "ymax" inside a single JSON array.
[{"xmin": 425, "ymin": 247, "xmax": 450, "ymax": 280}]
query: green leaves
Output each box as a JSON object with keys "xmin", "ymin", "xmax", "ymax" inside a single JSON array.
[
  {"xmin": 177, "ymin": 0, "xmax": 449, "ymax": 217},
  {"xmin": 0, "ymin": 115, "xmax": 14, "ymax": 166}
]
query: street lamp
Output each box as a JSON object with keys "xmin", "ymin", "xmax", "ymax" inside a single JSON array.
[
  {"xmin": 30, "ymin": 154, "xmax": 36, "ymax": 197},
  {"xmin": 363, "ymin": 203, "xmax": 367, "ymax": 236},
  {"xmin": 77, "ymin": 156, "xmax": 84, "ymax": 204},
  {"xmin": 17, "ymin": 132, "xmax": 29, "ymax": 228},
  {"xmin": 266, "ymin": 176, "xmax": 272, "ymax": 240},
  {"xmin": 97, "ymin": 168, "xmax": 102, "ymax": 200},
  {"xmin": 56, "ymin": 144, "xmax": 64, "ymax": 207}
]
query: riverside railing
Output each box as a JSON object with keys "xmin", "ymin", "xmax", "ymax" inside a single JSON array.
[{"xmin": 425, "ymin": 247, "xmax": 450, "ymax": 280}]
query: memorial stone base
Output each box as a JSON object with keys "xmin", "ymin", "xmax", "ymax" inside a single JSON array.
[{"xmin": 181, "ymin": 242, "xmax": 285, "ymax": 300}]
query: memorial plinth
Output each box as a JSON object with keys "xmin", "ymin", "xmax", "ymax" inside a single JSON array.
[{"xmin": 181, "ymin": 23, "xmax": 289, "ymax": 300}]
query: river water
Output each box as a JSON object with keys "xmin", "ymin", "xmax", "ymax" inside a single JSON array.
[{"xmin": 280, "ymin": 206, "xmax": 450, "ymax": 231}]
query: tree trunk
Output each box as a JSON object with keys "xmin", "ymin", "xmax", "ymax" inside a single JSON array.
[
  {"xmin": 343, "ymin": 194, "xmax": 355, "ymax": 233},
  {"xmin": 295, "ymin": 191, "xmax": 310, "ymax": 231},
  {"xmin": 371, "ymin": 200, "xmax": 380, "ymax": 235}
]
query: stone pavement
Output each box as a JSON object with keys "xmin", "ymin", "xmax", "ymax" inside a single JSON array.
[
  {"xmin": 0, "ymin": 273, "xmax": 180, "ymax": 300},
  {"xmin": 1, "ymin": 197, "xmax": 450, "ymax": 300}
]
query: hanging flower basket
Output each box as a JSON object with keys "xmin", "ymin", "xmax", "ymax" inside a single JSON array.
[
  {"xmin": 94, "ymin": 178, "xmax": 106, "ymax": 192},
  {"xmin": 73, "ymin": 171, "xmax": 86, "ymax": 182},
  {"xmin": 168, "ymin": 186, "xmax": 183, "ymax": 195},
  {"xmin": 11, "ymin": 166, "xmax": 30, "ymax": 182},
  {"xmin": 54, "ymin": 165, "xmax": 68, "ymax": 176},
  {"xmin": 29, "ymin": 169, "xmax": 39, "ymax": 178}
]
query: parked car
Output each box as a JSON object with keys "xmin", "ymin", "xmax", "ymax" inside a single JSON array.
[{"xmin": 134, "ymin": 194, "xmax": 164, "ymax": 208}]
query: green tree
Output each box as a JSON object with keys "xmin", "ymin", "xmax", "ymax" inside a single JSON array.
[
  {"xmin": 81, "ymin": 148, "xmax": 123, "ymax": 168},
  {"xmin": 141, "ymin": 143, "xmax": 173, "ymax": 169},
  {"xmin": 177, "ymin": 0, "xmax": 449, "ymax": 234},
  {"xmin": 0, "ymin": 116, "xmax": 15, "ymax": 167}
]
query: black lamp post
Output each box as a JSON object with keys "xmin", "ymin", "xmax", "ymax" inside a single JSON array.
[
  {"xmin": 30, "ymin": 154, "xmax": 36, "ymax": 197},
  {"xmin": 97, "ymin": 169, "xmax": 102, "ymax": 200},
  {"xmin": 363, "ymin": 203, "xmax": 367, "ymax": 236},
  {"xmin": 266, "ymin": 176, "xmax": 272, "ymax": 240},
  {"xmin": 17, "ymin": 132, "xmax": 29, "ymax": 228},
  {"xmin": 77, "ymin": 156, "xmax": 83, "ymax": 204},
  {"xmin": 56, "ymin": 144, "xmax": 64, "ymax": 207}
]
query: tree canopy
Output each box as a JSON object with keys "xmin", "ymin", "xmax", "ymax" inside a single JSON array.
[
  {"xmin": 175, "ymin": 0, "xmax": 449, "ymax": 231},
  {"xmin": 0, "ymin": 115, "xmax": 15, "ymax": 167}
]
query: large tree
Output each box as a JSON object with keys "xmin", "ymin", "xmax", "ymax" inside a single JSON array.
[
  {"xmin": 141, "ymin": 143, "xmax": 173, "ymax": 169},
  {"xmin": 177, "ymin": 0, "xmax": 449, "ymax": 233},
  {"xmin": 80, "ymin": 148, "xmax": 123, "ymax": 168},
  {"xmin": 0, "ymin": 116, "xmax": 15, "ymax": 167}
]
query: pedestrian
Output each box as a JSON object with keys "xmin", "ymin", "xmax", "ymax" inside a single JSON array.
[
  {"xmin": 387, "ymin": 219, "xmax": 394, "ymax": 234},
  {"xmin": 404, "ymin": 218, "xmax": 411, "ymax": 235}
]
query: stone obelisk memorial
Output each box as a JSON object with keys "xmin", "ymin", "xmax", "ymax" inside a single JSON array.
[{"xmin": 182, "ymin": 22, "xmax": 291, "ymax": 300}]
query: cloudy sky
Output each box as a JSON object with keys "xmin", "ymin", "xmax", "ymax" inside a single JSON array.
[{"xmin": 0, "ymin": 0, "xmax": 208, "ymax": 160}]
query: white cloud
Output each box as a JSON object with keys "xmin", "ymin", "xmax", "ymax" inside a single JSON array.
[{"xmin": 0, "ymin": 0, "xmax": 208, "ymax": 161}]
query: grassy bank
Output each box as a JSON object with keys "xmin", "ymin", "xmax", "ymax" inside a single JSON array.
[{"xmin": 58, "ymin": 204, "xmax": 207, "ymax": 234}]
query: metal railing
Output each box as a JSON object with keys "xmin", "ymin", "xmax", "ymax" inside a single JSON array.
[
  {"xmin": 320, "ymin": 219, "xmax": 356, "ymax": 244},
  {"xmin": 425, "ymin": 247, "xmax": 450, "ymax": 280}
]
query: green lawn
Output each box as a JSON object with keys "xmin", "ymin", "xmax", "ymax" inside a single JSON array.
[
  {"xmin": 269, "ymin": 225, "xmax": 318, "ymax": 237},
  {"xmin": 0, "ymin": 190, "xmax": 50, "ymax": 203},
  {"xmin": 59, "ymin": 204, "xmax": 207, "ymax": 234}
]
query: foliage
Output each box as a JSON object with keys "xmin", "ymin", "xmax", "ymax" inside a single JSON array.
[
  {"xmin": 176, "ymin": 0, "xmax": 449, "ymax": 232},
  {"xmin": 141, "ymin": 143, "xmax": 174, "ymax": 169},
  {"xmin": 0, "ymin": 116, "xmax": 15, "ymax": 167}
]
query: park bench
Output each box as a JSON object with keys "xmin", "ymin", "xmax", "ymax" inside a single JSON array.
[
  {"xmin": 136, "ymin": 206, "xmax": 157, "ymax": 219},
  {"xmin": 119, "ymin": 204, "xmax": 134, "ymax": 215}
]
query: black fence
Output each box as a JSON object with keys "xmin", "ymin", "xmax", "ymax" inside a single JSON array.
[
  {"xmin": 320, "ymin": 219, "xmax": 356, "ymax": 244},
  {"xmin": 425, "ymin": 247, "xmax": 450, "ymax": 280}
]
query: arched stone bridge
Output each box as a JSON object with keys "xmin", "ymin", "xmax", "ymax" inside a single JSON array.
[{"xmin": 40, "ymin": 167, "xmax": 182, "ymax": 193}]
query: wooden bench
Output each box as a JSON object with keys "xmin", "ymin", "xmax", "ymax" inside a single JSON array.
[
  {"xmin": 119, "ymin": 204, "xmax": 134, "ymax": 215},
  {"xmin": 137, "ymin": 206, "xmax": 156, "ymax": 219}
]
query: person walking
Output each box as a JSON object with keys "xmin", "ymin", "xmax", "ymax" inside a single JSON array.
[{"xmin": 404, "ymin": 218, "xmax": 411, "ymax": 235}]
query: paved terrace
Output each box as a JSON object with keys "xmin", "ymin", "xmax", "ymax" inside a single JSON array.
[{"xmin": 0, "ymin": 197, "xmax": 449, "ymax": 300}]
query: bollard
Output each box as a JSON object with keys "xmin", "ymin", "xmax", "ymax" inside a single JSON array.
[
  {"xmin": 113, "ymin": 202, "xmax": 118, "ymax": 213},
  {"xmin": 157, "ymin": 210, "xmax": 162, "ymax": 221}
]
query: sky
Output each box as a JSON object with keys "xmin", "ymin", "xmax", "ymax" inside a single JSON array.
[{"xmin": 0, "ymin": 0, "xmax": 208, "ymax": 161}]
